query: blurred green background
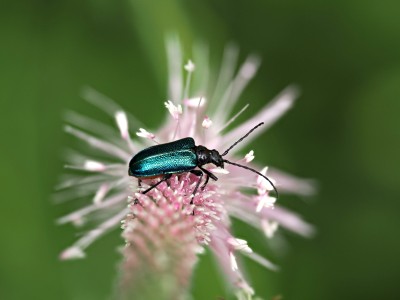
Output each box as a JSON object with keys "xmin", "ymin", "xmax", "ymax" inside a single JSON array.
[{"xmin": 1, "ymin": 0, "xmax": 400, "ymax": 299}]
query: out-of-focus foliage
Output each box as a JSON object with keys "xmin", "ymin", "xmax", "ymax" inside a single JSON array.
[{"xmin": 1, "ymin": 1, "xmax": 399, "ymax": 299}]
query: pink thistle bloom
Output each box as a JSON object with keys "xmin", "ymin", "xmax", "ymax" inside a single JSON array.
[{"xmin": 57, "ymin": 37, "xmax": 315, "ymax": 299}]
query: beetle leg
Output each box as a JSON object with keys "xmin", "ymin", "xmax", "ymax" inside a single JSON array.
[
  {"xmin": 199, "ymin": 166, "xmax": 218, "ymax": 190},
  {"xmin": 141, "ymin": 174, "xmax": 172, "ymax": 196},
  {"xmin": 201, "ymin": 175, "xmax": 209, "ymax": 190},
  {"xmin": 190, "ymin": 170, "xmax": 203, "ymax": 197},
  {"xmin": 189, "ymin": 170, "xmax": 204, "ymax": 213}
]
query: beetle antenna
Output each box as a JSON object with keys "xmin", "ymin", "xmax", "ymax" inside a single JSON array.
[
  {"xmin": 223, "ymin": 159, "xmax": 279, "ymax": 198},
  {"xmin": 221, "ymin": 122, "xmax": 264, "ymax": 156}
]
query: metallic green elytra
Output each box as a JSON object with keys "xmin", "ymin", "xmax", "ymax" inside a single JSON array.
[
  {"xmin": 128, "ymin": 137, "xmax": 198, "ymax": 178},
  {"xmin": 128, "ymin": 122, "xmax": 278, "ymax": 198}
]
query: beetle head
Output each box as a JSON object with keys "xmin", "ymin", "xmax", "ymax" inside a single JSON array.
[
  {"xmin": 195, "ymin": 146, "xmax": 224, "ymax": 168},
  {"xmin": 210, "ymin": 149, "xmax": 224, "ymax": 168}
]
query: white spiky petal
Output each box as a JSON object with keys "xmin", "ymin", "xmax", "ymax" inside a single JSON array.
[
  {"xmin": 245, "ymin": 150, "xmax": 255, "ymax": 163},
  {"xmin": 136, "ymin": 128, "xmax": 155, "ymax": 140},
  {"xmin": 83, "ymin": 160, "xmax": 106, "ymax": 172},
  {"xmin": 115, "ymin": 111, "xmax": 129, "ymax": 140},
  {"xmin": 164, "ymin": 100, "xmax": 183, "ymax": 120},
  {"xmin": 60, "ymin": 246, "xmax": 86, "ymax": 260},
  {"xmin": 184, "ymin": 59, "xmax": 195, "ymax": 72},
  {"xmin": 202, "ymin": 116, "xmax": 212, "ymax": 128}
]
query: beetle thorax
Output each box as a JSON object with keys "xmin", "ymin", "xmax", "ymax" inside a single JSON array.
[{"xmin": 194, "ymin": 145, "xmax": 224, "ymax": 168}]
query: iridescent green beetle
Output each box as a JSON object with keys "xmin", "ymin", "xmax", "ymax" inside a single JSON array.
[{"xmin": 128, "ymin": 122, "xmax": 278, "ymax": 198}]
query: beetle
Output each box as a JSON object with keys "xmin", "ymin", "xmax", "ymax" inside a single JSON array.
[{"xmin": 128, "ymin": 122, "xmax": 278, "ymax": 199}]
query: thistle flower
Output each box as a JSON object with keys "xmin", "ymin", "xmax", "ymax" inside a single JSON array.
[{"xmin": 57, "ymin": 37, "xmax": 314, "ymax": 299}]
